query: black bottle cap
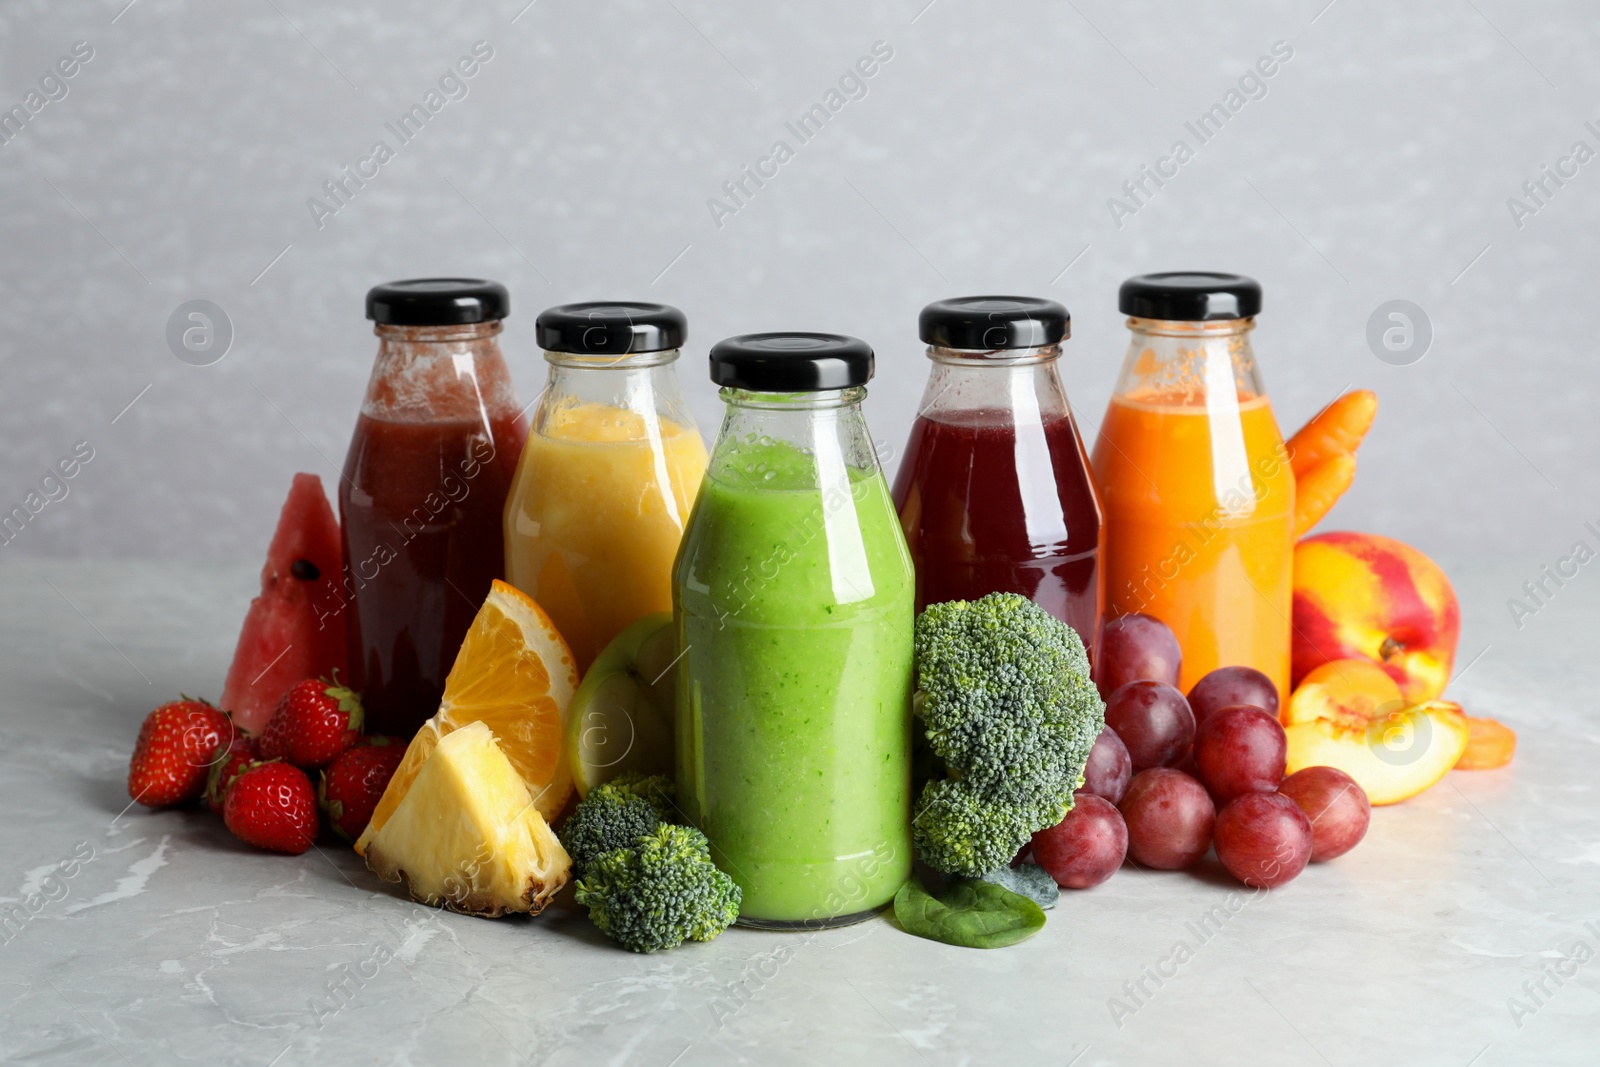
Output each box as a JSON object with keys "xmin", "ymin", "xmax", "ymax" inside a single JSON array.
[
  {"xmin": 709, "ymin": 332, "xmax": 874, "ymax": 391},
  {"xmin": 1119, "ymin": 272, "xmax": 1262, "ymax": 321},
  {"xmin": 535, "ymin": 302, "xmax": 687, "ymax": 355},
  {"xmin": 919, "ymin": 295, "xmax": 1070, "ymax": 349},
  {"xmin": 366, "ymin": 278, "xmax": 509, "ymax": 325}
]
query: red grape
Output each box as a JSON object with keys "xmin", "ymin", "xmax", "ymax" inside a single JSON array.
[
  {"xmin": 1032, "ymin": 794, "xmax": 1128, "ymax": 889},
  {"xmin": 1080, "ymin": 726, "xmax": 1133, "ymax": 804},
  {"xmin": 1104, "ymin": 681, "xmax": 1195, "ymax": 771},
  {"xmin": 1279, "ymin": 766, "xmax": 1371, "ymax": 861},
  {"xmin": 1187, "ymin": 665, "xmax": 1280, "ymax": 727},
  {"xmin": 1118, "ymin": 768, "xmax": 1214, "ymax": 870},
  {"xmin": 1096, "ymin": 613, "xmax": 1182, "ymax": 698},
  {"xmin": 1213, "ymin": 792, "xmax": 1312, "ymax": 888},
  {"xmin": 1193, "ymin": 705, "xmax": 1287, "ymax": 804}
]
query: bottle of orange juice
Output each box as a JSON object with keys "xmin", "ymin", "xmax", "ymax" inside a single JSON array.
[
  {"xmin": 503, "ymin": 302, "xmax": 707, "ymax": 671},
  {"xmin": 1090, "ymin": 273, "xmax": 1294, "ymax": 699}
]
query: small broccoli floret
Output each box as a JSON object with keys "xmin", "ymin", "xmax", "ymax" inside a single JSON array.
[
  {"xmin": 575, "ymin": 824, "xmax": 742, "ymax": 953},
  {"xmin": 912, "ymin": 592, "xmax": 1105, "ymax": 877},
  {"xmin": 559, "ymin": 774, "xmax": 678, "ymax": 877},
  {"xmin": 913, "ymin": 777, "xmax": 1055, "ymax": 877},
  {"xmin": 563, "ymin": 778, "xmax": 743, "ymax": 952}
]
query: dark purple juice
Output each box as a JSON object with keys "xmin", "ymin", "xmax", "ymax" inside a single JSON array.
[
  {"xmin": 338, "ymin": 413, "xmax": 525, "ymax": 738},
  {"xmin": 891, "ymin": 408, "xmax": 1105, "ymax": 658}
]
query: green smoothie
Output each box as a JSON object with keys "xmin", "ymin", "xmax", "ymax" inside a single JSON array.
[{"xmin": 674, "ymin": 437, "xmax": 915, "ymax": 925}]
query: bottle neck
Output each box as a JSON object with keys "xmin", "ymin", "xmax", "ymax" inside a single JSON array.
[
  {"xmin": 926, "ymin": 342, "xmax": 1062, "ymax": 366},
  {"xmin": 709, "ymin": 387, "xmax": 880, "ymax": 488},
  {"xmin": 375, "ymin": 321, "xmax": 503, "ymax": 345},
  {"xmin": 364, "ymin": 320, "xmax": 518, "ymax": 423},
  {"xmin": 543, "ymin": 347, "xmax": 684, "ymax": 371},
  {"xmin": 916, "ymin": 345, "xmax": 1071, "ymax": 426},
  {"xmin": 719, "ymin": 385, "xmax": 866, "ymax": 411},
  {"xmin": 535, "ymin": 348, "xmax": 699, "ymax": 438},
  {"xmin": 1112, "ymin": 316, "xmax": 1264, "ymax": 405}
]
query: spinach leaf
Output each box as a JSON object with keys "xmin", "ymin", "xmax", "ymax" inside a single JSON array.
[
  {"xmin": 893, "ymin": 875, "xmax": 1046, "ymax": 949},
  {"xmin": 978, "ymin": 862, "xmax": 1059, "ymax": 910}
]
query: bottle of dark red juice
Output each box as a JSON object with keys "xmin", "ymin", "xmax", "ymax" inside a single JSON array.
[
  {"xmin": 339, "ymin": 279, "xmax": 528, "ymax": 738},
  {"xmin": 891, "ymin": 296, "xmax": 1105, "ymax": 658}
]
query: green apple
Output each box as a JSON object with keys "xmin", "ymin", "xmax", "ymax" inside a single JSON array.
[{"xmin": 564, "ymin": 613, "xmax": 678, "ymax": 796}]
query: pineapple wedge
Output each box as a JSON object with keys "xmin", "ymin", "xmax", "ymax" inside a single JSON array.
[{"xmin": 364, "ymin": 721, "xmax": 571, "ymax": 917}]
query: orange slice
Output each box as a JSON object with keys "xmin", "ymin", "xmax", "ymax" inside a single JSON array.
[{"xmin": 355, "ymin": 580, "xmax": 579, "ymax": 855}]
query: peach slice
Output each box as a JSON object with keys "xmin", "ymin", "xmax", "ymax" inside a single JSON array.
[
  {"xmin": 1455, "ymin": 716, "xmax": 1516, "ymax": 770},
  {"xmin": 1283, "ymin": 659, "xmax": 1405, "ymax": 728},
  {"xmin": 1283, "ymin": 700, "xmax": 1470, "ymax": 805}
]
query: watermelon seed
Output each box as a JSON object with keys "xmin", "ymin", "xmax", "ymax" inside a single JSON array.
[{"xmin": 291, "ymin": 559, "xmax": 320, "ymax": 581}]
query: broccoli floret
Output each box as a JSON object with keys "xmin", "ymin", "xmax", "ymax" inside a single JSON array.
[
  {"xmin": 559, "ymin": 774, "xmax": 678, "ymax": 877},
  {"xmin": 913, "ymin": 778, "xmax": 1057, "ymax": 877},
  {"xmin": 911, "ymin": 592, "xmax": 1105, "ymax": 877},
  {"xmin": 575, "ymin": 824, "xmax": 742, "ymax": 953},
  {"xmin": 563, "ymin": 777, "xmax": 743, "ymax": 952}
]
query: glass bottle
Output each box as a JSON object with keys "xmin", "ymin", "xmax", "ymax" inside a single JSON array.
[
  {"xmin": 502, "ymin": 302, "xmax": 706, "ymax": 672},
  {"xmin": 339, "ymin": 279, "xmax": 527, "ymax": 739},
  {"xmin": 1090, "ymin": 272, "xmax": 1294, "ymax": 698},
  {"xmin": 892, "ymin": 296, "xmax": 1105, "ymax": 659},
  {"xmin": 675, "ymin": 333, "xmax": 914, "ymax": 928}
]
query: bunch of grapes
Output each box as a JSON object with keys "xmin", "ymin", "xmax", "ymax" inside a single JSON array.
[{"xmin": 1028, "ymin": 614, "xmax": 1371, "ymax": 892}]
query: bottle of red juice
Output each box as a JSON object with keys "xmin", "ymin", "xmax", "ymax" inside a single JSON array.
[
  {"xmin": 891, "ymin": 296, "xmax": 1105, "ymax": 658},
  {"xmin": 338, "ymin": 279, "xmax": 527, "ymax": 738}
]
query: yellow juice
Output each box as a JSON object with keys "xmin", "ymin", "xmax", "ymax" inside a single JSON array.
[{"xmin": 503, "ymin": 401, "xmax": 707, "ymax": 670}]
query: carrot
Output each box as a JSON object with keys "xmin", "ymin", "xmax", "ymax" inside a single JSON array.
[
  {"xmin": 1287, "ymin": 389, "xmax": 1378, "ymax": 478},
  {"xmin": 1293, "ymin": 452, "xmax": 1356, "ymax": 537},
  {"xmin": 1456, "ymin": 716, "xmax": 1516, "ymax": 770}
]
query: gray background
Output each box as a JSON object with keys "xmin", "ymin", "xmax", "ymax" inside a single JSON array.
[{"xmin": 0, "ymin": 0, "xmax": 1593, "ymax": 564}]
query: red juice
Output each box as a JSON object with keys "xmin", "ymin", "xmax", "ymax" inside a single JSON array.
[
  {"xmin": 892, "ymin": 408, "xmax": 1104, "ymax": 658},
  {"xmin": 339, "ymin": 413, "xmax": 526, "ymax": 738}
]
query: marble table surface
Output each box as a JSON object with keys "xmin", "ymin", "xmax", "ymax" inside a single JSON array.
[{"xmin": 1, "ymin": 557, "xmax": 1596, "ymax": 1067}]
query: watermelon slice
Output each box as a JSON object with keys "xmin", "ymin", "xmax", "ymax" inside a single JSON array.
[{"xmin": 221, "ymin": 473, "xmax": 349, "ymax": 734}]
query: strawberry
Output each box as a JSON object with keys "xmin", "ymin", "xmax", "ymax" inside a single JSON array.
[
  {"xmin": 223, "ymin": 761, "xmax": 319, "ymax": 854},
  {"xmin": 205, "ymin": 734, "xmax": 260, "ymax": 814},
  {"xmin": 260, "ymin": 677, "xmax": 364, "ymax": 770},
  {"xmin": 318, "ymin": 737, "xmax": 404, "ymax": 841},
  {"xmin": 128, "ymin": 699, "xmax": 233, "ymax": 808}
]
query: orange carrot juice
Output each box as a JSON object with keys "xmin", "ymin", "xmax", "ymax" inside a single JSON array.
[{"xmin": 1092, "ymin": 389, "xmax": 1294, "ymax": 697}]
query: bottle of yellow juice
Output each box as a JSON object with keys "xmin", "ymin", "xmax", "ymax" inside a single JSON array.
[{"xmin": 503, "ymin": 303, "xmax": 707, "ymax": 670}]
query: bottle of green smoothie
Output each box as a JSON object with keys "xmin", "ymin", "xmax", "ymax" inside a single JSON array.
[{"xmin": 674, "ymin": 332, "xmax": 915, "ymax": 928}]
